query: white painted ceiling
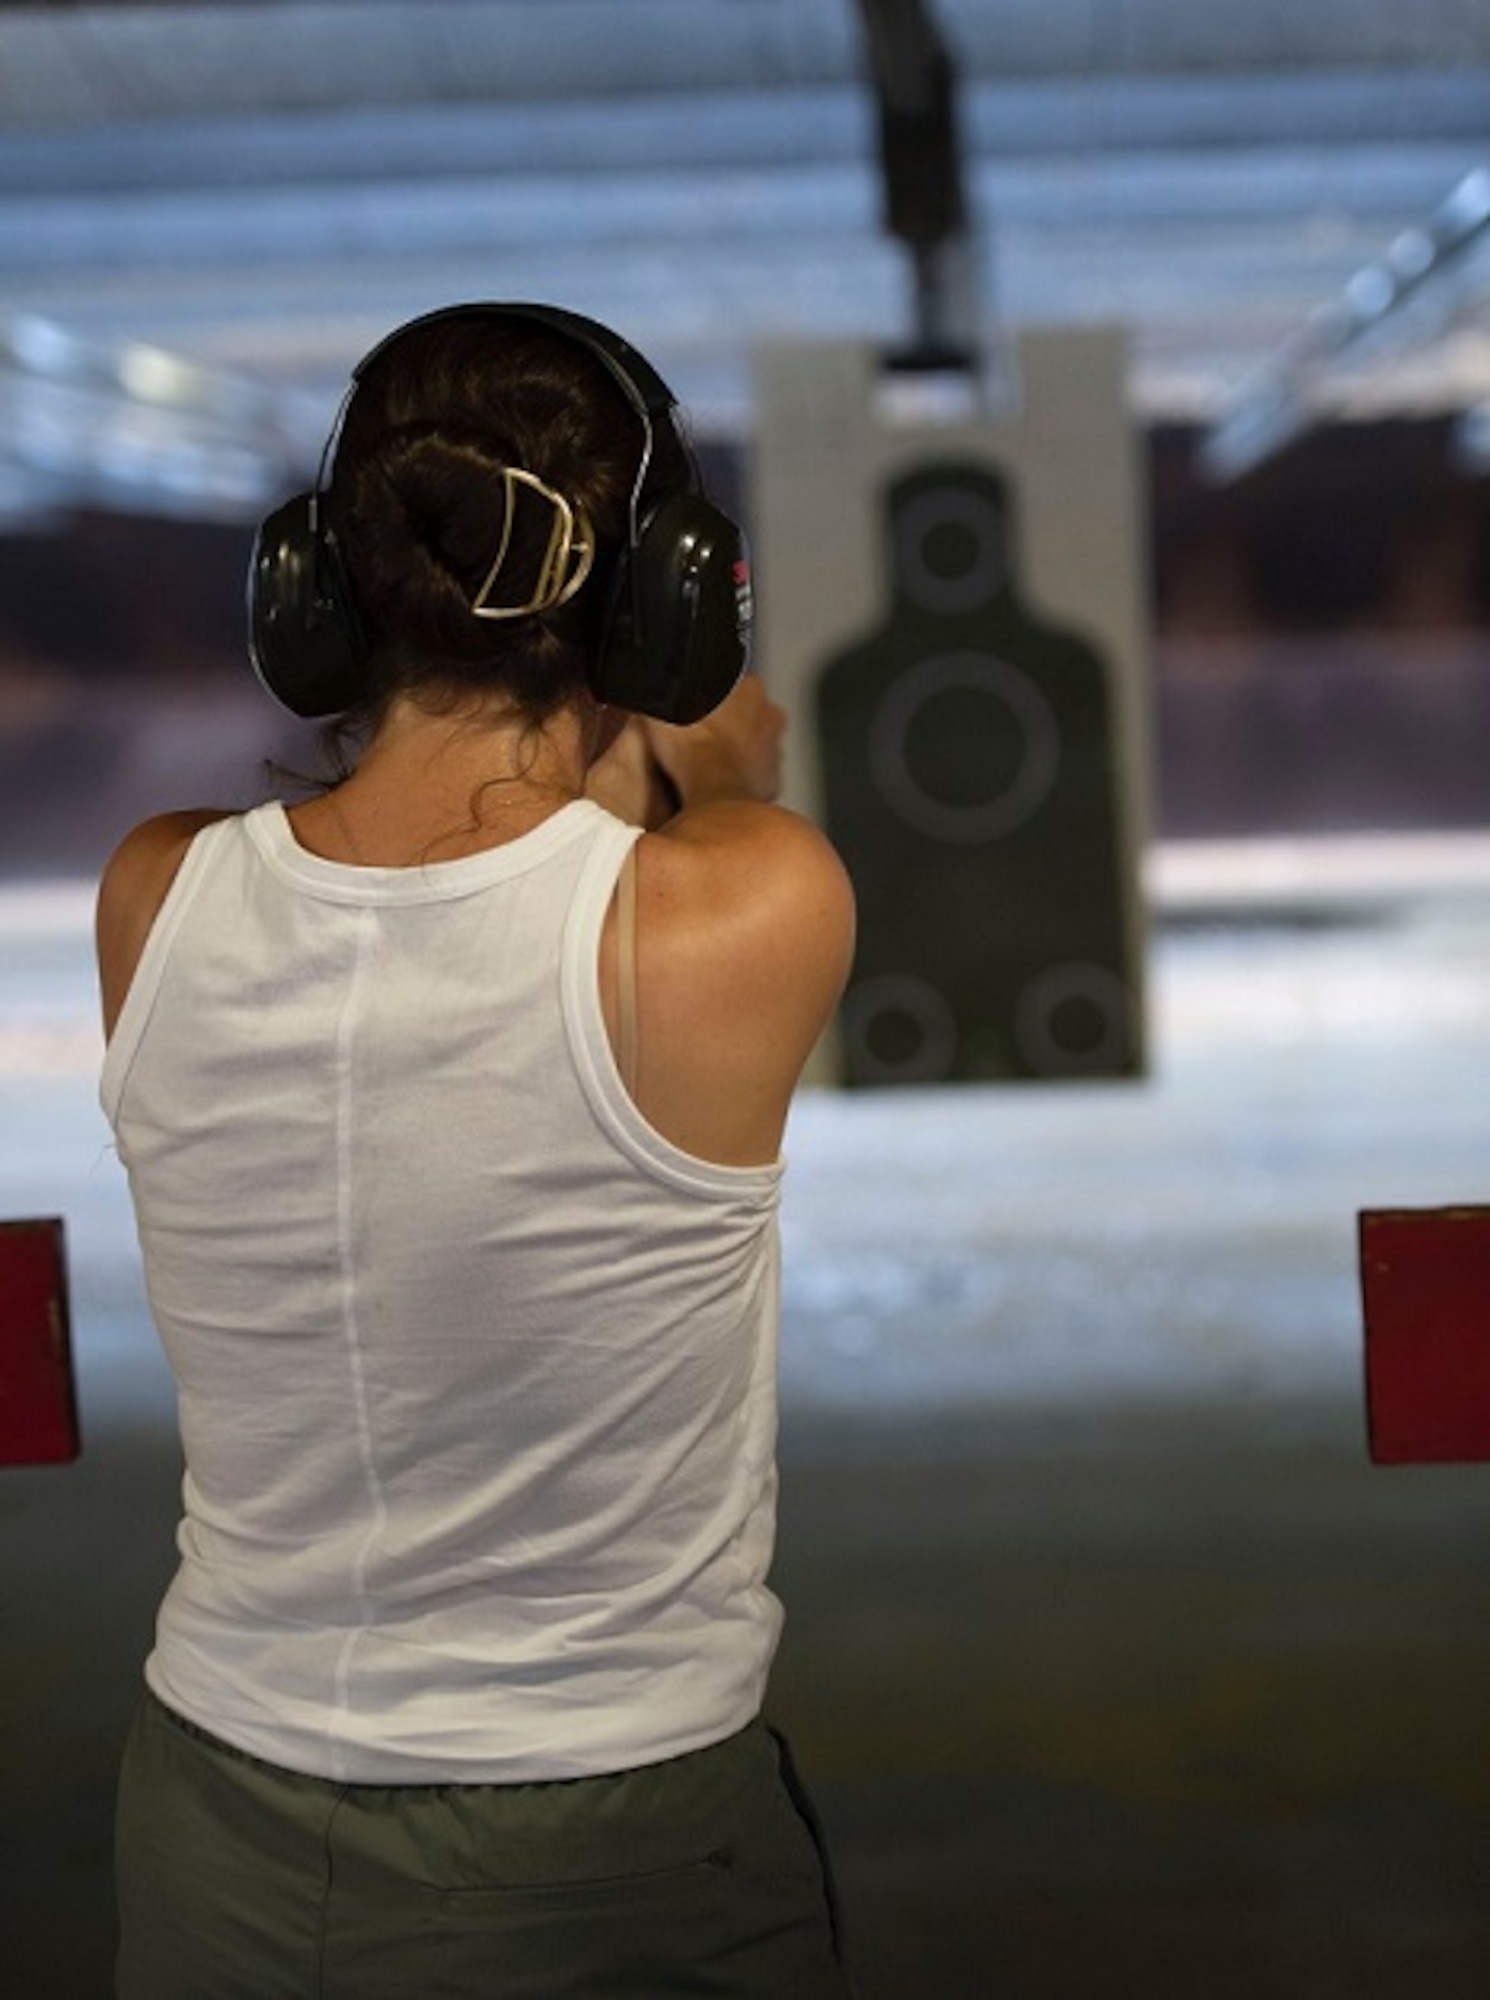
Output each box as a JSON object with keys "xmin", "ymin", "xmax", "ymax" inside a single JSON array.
[{"xmin": 1, "ymin": 0, "xmax": 1489, "ymax": 516}]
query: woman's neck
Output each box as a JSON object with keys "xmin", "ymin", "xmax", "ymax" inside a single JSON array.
[{"xmin": 291, "ymin": 694, "xmax": 599, "ymax": 867}]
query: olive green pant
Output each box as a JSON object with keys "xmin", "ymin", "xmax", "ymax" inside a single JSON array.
[{"xmin": 116, "ymin": 1691, "xmax": 856, "ymax": 1998}]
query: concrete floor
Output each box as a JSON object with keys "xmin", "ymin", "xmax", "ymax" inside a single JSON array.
[{"xmin": 3, "ymin": 838, "xmax": 1490, "ymax": 1997}]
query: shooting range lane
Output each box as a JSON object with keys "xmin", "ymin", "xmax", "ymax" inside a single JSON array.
[{"xmin": 3, "ymin": 841, "xmax": 1490, "ymax": 1996}]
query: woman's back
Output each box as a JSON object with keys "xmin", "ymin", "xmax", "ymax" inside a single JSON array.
[{"xmin": 104, "ymin": 798, "xmax": 789, "ymax": 1785}]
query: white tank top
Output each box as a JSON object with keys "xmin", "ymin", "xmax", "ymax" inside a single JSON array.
[{"xmin": 101, "ymin": 800, "xmax": 785, "ymax": 1784}]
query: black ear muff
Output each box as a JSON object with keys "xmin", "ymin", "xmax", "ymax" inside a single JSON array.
[
  {"xmin": 247, "ymin": 491, "xmax": 368, "ymax": 719},
  {"xmin": 593, "ymin": 491, "xmax": 752, "ymax": 725}
]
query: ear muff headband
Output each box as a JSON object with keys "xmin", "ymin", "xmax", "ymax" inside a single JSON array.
[{"xmin": 247, "ymin": 302, "xmax": 751, "ymax": 725}]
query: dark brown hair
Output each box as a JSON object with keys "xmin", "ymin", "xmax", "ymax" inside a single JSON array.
[{"xmin": 325, "ymin": 310, "xmax": 690, "ymax": 731}]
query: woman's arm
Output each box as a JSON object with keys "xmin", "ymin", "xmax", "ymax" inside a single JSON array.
[
  {"xmin": 582, "ymin": 715, "xmax": 679, "ymax": 829},
  {"xmin": 598, "ymin": 679, "xmax": 856, "ymax": 1165}
]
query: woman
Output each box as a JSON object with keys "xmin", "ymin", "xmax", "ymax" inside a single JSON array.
[{"xmin": 97, "ymin": 305, "xmax": 857, "ymax": 1997}]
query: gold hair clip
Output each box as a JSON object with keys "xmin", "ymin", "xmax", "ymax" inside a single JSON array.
[{"xmin": 470, "ymin": 466, "xmax": 596, "ymax": 621}]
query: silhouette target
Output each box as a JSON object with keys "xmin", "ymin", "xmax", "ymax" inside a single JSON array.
[{"xmin": 816, "ymin": 462, "xmax": 1139, "ymax": 1085}]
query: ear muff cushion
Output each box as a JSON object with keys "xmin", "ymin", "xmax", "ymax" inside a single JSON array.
[
  {"xmin": 248, "ymin": 493, "xmax": 367, "ymax": 719},
  {"xmin": 594, "ymin": 492, "xmax": 752, "ymax": 724}
]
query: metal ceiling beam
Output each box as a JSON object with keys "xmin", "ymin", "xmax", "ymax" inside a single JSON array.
[
  {"xmin": 3, "ymin": 68, "xmax": 1487, "ymax": 201},
  {"xmin": 1200, "ymin": 163, "xmax": 1490, "ymax": 478},
  {"xmin": 1, "ymin": 1, "xmax": 1488, "ymax": 131}
]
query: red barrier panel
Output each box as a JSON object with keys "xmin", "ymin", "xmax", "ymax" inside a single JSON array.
[
  {"xmin": 0, "ymin": 1217, "xmax": 80, "ymax": 1466},
  {"xmin": 1360, "ymin": 1206, "xmax": 1490, "ymax": 1465}
]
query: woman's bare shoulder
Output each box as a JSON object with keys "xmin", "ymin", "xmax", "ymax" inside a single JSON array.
[
  {"xmin": 96, "ymin": 808, "xmax": 236, "ymax": 1037},
  {"xmin": 641, "ymin": 801, "xmax": 855, "ymax": 977}
]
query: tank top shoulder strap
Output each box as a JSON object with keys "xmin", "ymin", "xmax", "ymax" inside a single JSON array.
[
  {"xmin": 99, "ymin": 813, "xmax": 244, "ymax": 1124},
  {"xmin": 615, "ymin": 842, "xmax": 639, "ymax": 1096}
]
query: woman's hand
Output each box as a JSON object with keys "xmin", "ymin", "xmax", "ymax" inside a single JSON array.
[
  {"xmin": 642, "ymin": 674, "xmax": 786, "ymax": 809},
  {"xmin": 586, "ymin": 677, "xmax": 787, "ymax": 826}
]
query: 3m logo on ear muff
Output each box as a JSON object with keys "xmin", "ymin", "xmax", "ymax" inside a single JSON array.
[
  {"xmin": 733, "ymin": 558, "xmax": 754, "ymax": 643},
  {"xmin": 246, "ymin": 302, "xmax": 751, "ymax": 725}
]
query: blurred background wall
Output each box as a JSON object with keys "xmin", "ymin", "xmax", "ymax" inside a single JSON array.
[{"xmin": 2, "ymin": 411, "xmax": 1487, "ymax": 877}]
